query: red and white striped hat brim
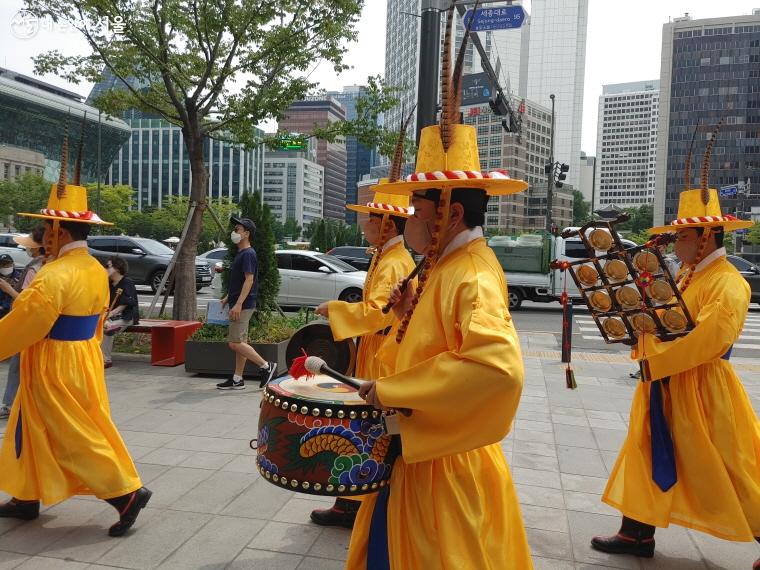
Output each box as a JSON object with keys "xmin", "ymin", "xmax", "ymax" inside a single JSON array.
[
  {"xmin": 406, "ymin": 169, "xmax": 512, "ymax": 182},
  {"xmin": 40, "ymin": 209, "xmax": 106, "ymax": 223}
]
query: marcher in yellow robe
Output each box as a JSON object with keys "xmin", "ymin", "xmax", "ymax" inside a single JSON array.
[
  {"xmin": 0, "ymin": 180, "xmax": 151, "ymax": 538},
  {"xmin": 592, "ymin": 188, "xmax": 760, "ymax": 569},
  {"xmin": 345, "ymin": 122, "xmax": 533, "ymax": 569},
  {"xmin": 310, "ymin": 194, "xmax": 415, "ymax": 528}
]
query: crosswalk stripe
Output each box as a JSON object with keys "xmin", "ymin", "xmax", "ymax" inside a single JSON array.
[
  {"xmin": 739, "ymin": 335, "xmax": 760, "ymax": 340},
  {"xmin": 733, "ymin": 343, "xmax": 760, "ymax": 350}
]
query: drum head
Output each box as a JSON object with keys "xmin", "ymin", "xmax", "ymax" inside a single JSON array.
[
  {"xmin": 286, "ymin": 322, "xmax": 357, "ymax": 376},
  {"xmin": 268, "ymin": 374, "xmax": 365, "ymax": 405}
]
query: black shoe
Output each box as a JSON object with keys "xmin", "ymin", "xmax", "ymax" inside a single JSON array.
[
  {"xmin": 0, "ymin": 498, "xmax": 40, "ymax": 520},
  {"xmin": 310, "ymin": 498, "xmax": 359, "ymax": 529},
  {"xmin": 591, "ymin": 533, "xmax": 655, "ymax": 558},
  {"xmin": 217, "ymin": 378, "xmax": 245, "ymax": 390},
  {"xmin": 108, "ymin": 487, "xmax": 152, "ymax": 537},
  {"xmin": 259, "ymin": 362, "xmax": 278, "ymax": 388}
]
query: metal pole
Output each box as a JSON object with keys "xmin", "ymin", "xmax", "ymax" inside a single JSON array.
[
  {"xmin": 546, "ymin": 94, "xmax": 555, "ymax": 234},
  {"xmin": 416, "ymin": 0, "xmax": 443, "ymax": 141},
  {"xmin": 96, "ymin": 110, "xmax": 102, "ymax": 214}
]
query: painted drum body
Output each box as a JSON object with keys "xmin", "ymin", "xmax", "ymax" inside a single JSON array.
[{"xmin": 256, "ymin": 375, "xmax": 392, "ymax": 497}]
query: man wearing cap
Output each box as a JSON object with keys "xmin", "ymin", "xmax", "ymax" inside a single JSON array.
[
  {"xmin": 217, "ymin": 217, "xmax": 277, "ymax": 390},
  {"xmin": 0, "ymin": 254, "xmax": 20, "ymax": 319},
  {"xmin": 0, "ymin": 157, "xmax": 151, "ymax": 537},
  {"xmin": 309, "ymin": 191, "xmax": 415, "ymax": 529},
  {"xmin": 591, "ymin": 187, "xmax": 760, "ymax": 569}
]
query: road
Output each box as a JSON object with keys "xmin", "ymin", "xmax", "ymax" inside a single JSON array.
[{"xmin": 138, "ymin": 289, "xmax": 760, "ymax": 358}]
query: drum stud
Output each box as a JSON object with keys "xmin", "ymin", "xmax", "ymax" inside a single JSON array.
[
  {"xmin": 349, "ymin": 411, "xmax": 357, "ymax": 419},
  {"xmin": 281, "ymin": 477, "xmax": 288, "ymax": 485},
  {"xmin": 281, "ymin": 401, "xmax": 288, "ymax": 410},
  {"xmin": 290, "ymin": 404, "xmax": 298, "ymax": 412},
  {"xmin": 338, "ymin": 485, "xmax": 346, "ymax": 493},
  {"xmin": 274, "ymin": 398, "xmax": 281, "ymax": 406},
  {"xmin": 326, "ymin": 484, "xmax": 334, "ymax": 492},
  {"xmin": 337, "ymin": 411, "xmax": 345, "ymax": 419},
  {"xmin": 380, "ymin": 481, "xmax": 386, "ymax": 487},
  {"xmin": 290, "ymin": 480, "xmax": 298, "ymax": 488},
  {"xmin": 265, "ymin": 472, "xmax": 271, "ymax": 479},
  {"xmin": 325, "ymin": 409, "xmax": 333, "ymax": 418},
  {"xmin": 350, "ymin": 485, "xmax": 358, "ymax": 492},
  {"xmin": 372, "ymin": 411, "xmax": 379, "ymax": 418},
  {"xmin": 312, "ymin": 408, "xmax": 320, "ymax": 416},
  {"xmin": 361, "ymin": 411, "xmax": 368, "ymax": 419},
  {"xmin": 314, "ymin": 483, "xmax": 322, "ymax": 491},
  {"xmin": 361, "ymin": 484, "xmax": 369, "ymax": 491},
  {"xmin": 302, "ymin": 481, "xmax": 310, "ymax": 490},
  {"xmin": 268, "ymin": 395, "xmax": 275, "ymax": 404},
  {"xmin": 300, "ymin": 406, "xmax": 308, "ymax": 414},
  {"xmin": 273, "ymin": 475, "xmax": 279, "ymax": 482},
  {"xmin": 371, "ymin": 483, "xmax": 378, "ymax": 490}
]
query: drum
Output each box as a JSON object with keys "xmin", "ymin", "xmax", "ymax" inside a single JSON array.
[
  {"xmin": 256, "ymin": 375, "xmax": 393, "ymax": 497},
  {"xmin": 286, "ymin": 322, "xmax": 357, "ymax": 376}
]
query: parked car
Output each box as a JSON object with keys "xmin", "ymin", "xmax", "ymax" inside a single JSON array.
[
  {"xmin": 326, "ymin": 246, "xmax": 372, "ymax": 271},
  {"xmin": 275, "ymin": 250, "xmax": 366, "ymax": 307},
  {"xmin": 197, "ymin": 247, "xmax": 228, "ymax": 274},
  {"xmin": 87, "ymin": 235, "xmax": 212, "ymax": 292},
  {"xmin": 727, "ymin": 255, "xmax": 760, "ymax": 305},
  {"xmin": 0, "ymin": 234, "xmax": 32, "ymax": 269}
]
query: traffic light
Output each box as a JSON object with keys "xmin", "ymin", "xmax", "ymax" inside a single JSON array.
[
  {"xmin": 544, "ymin": 163, "xmax": 553, "ymax": 175},
  {"xmin": 555, "ymin": 163, "xmax": 569, "ymax": 188}
]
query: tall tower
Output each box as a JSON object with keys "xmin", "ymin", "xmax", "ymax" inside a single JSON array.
[{"xmin": 526, "ymin": 0, "xmax": 589, "ymax": 190}]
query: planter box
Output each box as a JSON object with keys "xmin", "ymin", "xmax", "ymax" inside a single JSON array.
[{"xmin": 184, "ymin": 339, "xmax": 288, "ymax": 378}]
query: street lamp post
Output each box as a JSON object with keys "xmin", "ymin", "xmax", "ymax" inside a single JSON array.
[
  {"xmin": 96, "ymin": 110, "xmax": 102, "ymax": 215},
  {"xmin": 416, "ymin": 0, "xmax": 444, "ymax": 141},
  {"xmin": 545, "ymin": 94, "xmax": 555, "ymax": 234}
]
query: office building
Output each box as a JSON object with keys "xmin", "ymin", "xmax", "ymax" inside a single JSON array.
[
  {"xmin": 0, "ymin": 146, "xmax": 45, "ymax": 181},
  {"xmin": 262, "ymin": 150, "xmax": 324, "ymax": 229},
  {"xmin": 279, "ymin": 98, "xmax": 348, "ymax": 221},
  {"xmin": 595, "ymin": 80, "xmax": 659, "ymax": 210},
  {"xmin": 525, "ymin": 0, "xmax": 589, "ymax": 190},
  {"xmin": 578, "ymin": 151, "xmax": 595, "ymax": 205},
  {"xmin": 655, "ymin": 11, "xmax": 760, "ymax": 225}
]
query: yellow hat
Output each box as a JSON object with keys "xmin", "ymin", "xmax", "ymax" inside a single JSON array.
[
  {"xmin": 19, "ymin": 184, "xmax": 112, "ymax": 225},
  {"xmin": 648, "ymin": 188, "xmax": 752, "ymax": 234},
  {"xmin": 374, "ymin": 124, "xmax": 528, "ymax": 197},
  {"xmin": 346, "ymin": 189, "xmax": 412, "ymax": 217}
]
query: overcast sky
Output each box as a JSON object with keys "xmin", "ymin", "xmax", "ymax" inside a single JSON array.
[{"xmin": 2, "ymin": 0, "xmax": 759, "ymax": 154}]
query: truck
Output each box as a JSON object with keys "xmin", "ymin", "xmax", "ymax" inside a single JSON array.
[{"xmin": 489, "ymin": 230, "xmax": 638, "ymax": 310}]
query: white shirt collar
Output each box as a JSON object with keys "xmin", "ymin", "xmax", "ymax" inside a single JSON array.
[
  {"xmin": 58, "ymin": 240, "xmax": 88, "ymax": 256},
  {"xmin": 382, "ymin": 234, "xmax": 403, "ymax": 252},
  {"xmin": 439, "ymin": 226, "xmax": 483, "ymax": 261},
  {"xmin": 694, "ymin": 247, "xmax": 726, "ymax": 273}
]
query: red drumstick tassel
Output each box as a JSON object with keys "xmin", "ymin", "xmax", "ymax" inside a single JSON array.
[
  {"xmin": 565, "ymin": 366, "xmax": 577, "ymax": 390},
  {"xmin": 289, "ymin": 349, "xmax": 313, "ymax": 380}
]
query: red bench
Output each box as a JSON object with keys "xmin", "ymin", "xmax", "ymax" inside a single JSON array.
[{"xmin": 126, "ymin": 319, "xmax": 202, "ymax": 366}]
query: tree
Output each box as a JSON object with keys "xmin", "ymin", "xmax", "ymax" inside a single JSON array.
[
  {"xmin": 572, "ymin": 190, "xmax": 591, "ymax": 226},
  {"xmin": 746, "ymin": 222, "xmax": 760, "ymax": 245},
  {"xmin": 615, "ymin": 204, "xmax": 654, "ymax": 234},
  {"xmin": 310, "ymin": 219, "xmax": 328, "ymax": 252},
  {"xmin": 283, "ymin": 218, "xmax": 302, "ymax": 241},
  {"xmin": 85, "ymin": 183, "xmax": 135, "ymax": 234},
  {"xmin": 30, "ymin": 0, "xmax": 365, "ymax": 319},
  {"xmin": 0, "ymin": 173, "xmax": 50, "ymax": 231}
]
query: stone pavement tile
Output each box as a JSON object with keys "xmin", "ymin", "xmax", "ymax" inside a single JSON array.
[
  {"xmin": 96, "ymin": 509, "xmax": 210, "ymax": 569},
  {"xmin": 13, "ymin": 557, "xmax": 89, "ymax": 569},
  {"xmin": 532, "ymin": 557, "xmax": 575, "ymax": 569},
  {"xmin": 600, "ymin": 451, "xmax": 619, "ymax": 474},
  {"xmin": 110, "ymin": 406, "xmax": 155, "ymax": 425},
  {"xmin": 248, "ymin": 521, "xmax": 321, "ymax": 556},
  {"xmin": 0, "ymin": 517, "xmax": 25, "ymax": 539},
  {"xmin": 514, "ymin": 440, "xmax": 558, "ymax": 458},
  {"xmin": 501, "ymin": 439, "xmax": 514, "ymax": 454},
  {"xmin": 581, "ymin": 391, "xmax": 633, "ymax": 414},
  {"xmin": 566, "ymin": 510, "xmax": 641, "ymax": 569},
  {"xmin": 553, "ymin": 406, "xmax": 587, "ymax": 417},
  {"xmin": 521, "ymin": 397, "xmax": 552, "ymax": 410},
  {"xmin": 139, "ymin": 447, "xmax": 196, "ymax": 467},
  {"xmin": 228, "ymin": 549, "xmax": 302, "ymax": 570},
  {"xmin": 563, "ymin": 491, "xmax": 618, "ymax": 517},
  {"xmin": 0, "ymin": 499, "xmax": 108, "ymax": 556},
  {"xmin": 552, "ymin": 413, "xmax": 590, "ymax": 427},
  {"xmin": 588, "ymin": 418, "xmax": 628, "ymax": 431},
  {"xmin": 40, "ymin": 507, "xmax": 131, "ymax": 563},
  {"xmin": 307, "ymin": 527, "xmax": 350, "ymax": 561},
  {"xmin": 171, "ymin": 470, "xmax": 253, "ymax": 514},
  {"xmin": 518, "ymin": 410, "xmax": 554, "ymax": 423},
  {"xmin": 296, "ymin": 558, "xmax": 344, "ymax": 570},
  {"xmin": 273, "ymin": 498, "xmax": 333, "ymax": 526},
  {"xmin": 157, "ymin": 515, "xmax": 265, "ymax": 569},
  {"xmin": 512, "ymin": 467, "xmax": 562, "ymax": 489},
  {"xmin": 586, "ymin": 411, "xmax": 623, "ymax": 421},
  {"xmin": 164, "ymin": 434, "xmax": 252, "ymax": 455},
  {"xmin": 637, "ymin": 525, "xmax": 707, "ymax": 570},
  {"xmin": 221, "ymin": 454, "xmax": 258, "ymax": 474},
  {"xmin": 126, "ymin": 445, "xmax": 157, "ymax": 461},
  {"xmin": 187, "ymin": 413, "xmax": 250, "ymax": 438},
  {"xmin": 526, "ymin": 527, "xmax": 573, "ymax": 561},
  {"xmin": 518, "ymin": 419, "xmax": 555, "ymax": 433},
  {"xmin": 134, "ymin": 463, "xmax": 171, "ymax": 486},
  {"xmin": 521, "ymin": 504, "xmax": 569, "ymax": 533},
  {"xmin": 514, "ymin": 428, "xmax": 556, "ymax": 445},
  {"xmin": 557, "ymin": 446, "xmax": 608, "ymax": 477},
  {"xmin": 516, "ymin": 484, "xmax": 566, "ymax": 509},
  {"xmin": 179, "ymin": 451, "xmax": 235, "ymax": 471},
  {"xmin": 593, "ymin": 428, "xmax": 627, "ymax": 452},
  {"xmin": 688, "ymin": 530, "xmax": 760, "ymax": 570},
  {"xmin": 0, "ymin": 550, "xmax": 27, "ymax": 569},
  {"xmin": 141, "ymin": 466, "xmax": 215, "ymax": 507},
  {"xmin": 561, "ymin": 473, "xmax": 608, "ymax": 495},
  {"xmin": 155, "ymin": 411, "xmax": 235, "ymax": 436},
  {"xmin": 513, "ymin": 452, "xmax": 560, "ymax": 472},
  {"xmin": 119, "ymin": 430, "xmax": 177, "ymax": 448},
  {"xmin": 221, "ymin": 478, "xmax": 292, "ymax": 520},
  {"xmin": 555, "ymin": 425, "xmax": 598, "ymax": 449},
  {"xmin": 120, "ymin": 409, "xmax": 177, "ymax": 432}
]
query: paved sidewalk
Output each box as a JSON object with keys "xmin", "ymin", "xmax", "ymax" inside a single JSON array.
[{"xmin": 0, "ymin": 333, "xmax": 758, "ymax": 570}]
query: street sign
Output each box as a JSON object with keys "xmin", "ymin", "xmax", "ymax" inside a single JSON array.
[
  {"xmin": 461, "ymin": 72, "xmax": 494, "ymax": 106},
  {"xmin": 719, "ymin": 184, "xmax": 738, "ymax": 197},
  {"xmin": 735, "ymin": 229, "xmax": 747, "ymax": 235},
  {"xmin": 277, "ymin": 134, "xmax": 307, "ymax": 151},
  {"xmin": 463, "ymin": 5, "xmax": 526, "ymax": 32}
]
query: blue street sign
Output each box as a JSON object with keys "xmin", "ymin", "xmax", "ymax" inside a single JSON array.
[
  {"xmin": 719, "ymin": 184, "xmax": 738, "ymax": 197},
  {"xmin": 735, "ymin": 229, "xmax": 747, "ymax": 235},
  {"xmin": 463, "ymin": 5, "xmax": 526, "ymax": 32}
]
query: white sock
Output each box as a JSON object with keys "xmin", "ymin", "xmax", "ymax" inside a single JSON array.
[
  {"xmin": 233, "ymin": 374, "xmax": 243, "ymax": 382},
  {"xmin": 260, "ymin": 363, "xmax": 269, "ymax": 369}
]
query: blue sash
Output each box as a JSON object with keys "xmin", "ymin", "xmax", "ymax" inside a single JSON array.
[{"xmin": 48, "ymin": 314, "xmax": 100, "ymax": 341}]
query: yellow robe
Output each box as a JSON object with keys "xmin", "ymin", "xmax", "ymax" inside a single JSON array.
[
  {"xmin": 0, "ymin": 247, "xmax": 142, "ymax": 504},
  {"xmin": 345, "ymin": 237, "xmax": 532, "ymax": 570},
  {"xmin": 327, "ymin": 239, "xmax": 415, "ymax": 380},
  {"xmin": 603, "ymin": 255, "xmax": 760, "ymax": 541}
]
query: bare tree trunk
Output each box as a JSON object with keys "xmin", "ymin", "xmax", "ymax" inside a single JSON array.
[{"xmin": 172, "ymin": 126, "xmax": 208, "ymax": 321}]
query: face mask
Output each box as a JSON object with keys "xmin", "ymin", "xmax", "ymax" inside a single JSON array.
[
  {"xmin": 230, "ymin": 231, "xmax": 242, "ymax": 245},
  {"xmin": 107, "ymin": 267, "xmax": 116, "ymax": 276},
  {"xmin": 404, "ymin": 215, "xmax": 433, "ymax": 255},
  {"xmin": 0, "ymin": 267, "xmax": 13, "ymax": 277}
]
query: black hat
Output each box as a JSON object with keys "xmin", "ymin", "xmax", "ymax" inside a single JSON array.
[
  {"xmin": 0, "ymin": 254, "xmax": 13, "ymax": 265},
  {"xmin": 231, "ymin": 217, "xmax": 256, "ymax": 236}
]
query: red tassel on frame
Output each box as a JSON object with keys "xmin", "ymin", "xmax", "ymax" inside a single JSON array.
[{"xmin": 288, "ymin": 349, "xmax": 313, "ymax": 380}]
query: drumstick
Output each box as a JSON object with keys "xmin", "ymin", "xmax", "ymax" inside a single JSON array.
[{"xmin": 382, "ymin": 256, "xmax": 426, "ymax": 314}]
